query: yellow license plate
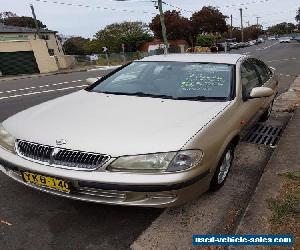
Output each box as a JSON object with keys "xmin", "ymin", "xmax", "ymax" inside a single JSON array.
[{"xmin": 21, "ymin": 171, "xmax": 71, "ymax": 193}]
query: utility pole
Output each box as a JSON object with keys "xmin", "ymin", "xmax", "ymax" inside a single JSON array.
[
  {"xmin": 157, "ymin": 0, "xmax": 168, "ymax": 54},
  {"xmin": 247, "ymin": 21, "xmax": 250, "ymax": 27},
  {"xmin": 256, "ymin": 17, "xmax": 261, "ymax": 27},
  {"xmin": 239, "ymin": 8, "xmax": 244, "ymax": 42},
  {"xmin": 230, "ymin": 14, "xmax": 233, "ymax": 38},
  {"xmin": 30, "ymin": 4, "xmax": 40, "ymax": 39}
]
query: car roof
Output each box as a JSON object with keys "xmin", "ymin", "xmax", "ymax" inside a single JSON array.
[{"xmin": 138, "ymin": 53, "xmax": 247, "ymax": 65}]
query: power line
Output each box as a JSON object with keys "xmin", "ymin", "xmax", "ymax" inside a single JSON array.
[
  {"xmin": 34, "ymin": 0, "xmax": 157, "ymax": 14},
  {"xmin": 35, "ymin": 0, "xmax": 290, "ymax": 24},
  {"xmin": 222, "ymin": 0, "xmax": 272, "ymax": 9},
  {"xmin": 163, "ymin": 0, "xmax": 274, "ymax": 14},
  {"xmin": 162, "ymin": 1, "xmax": 193, "ymax": 13}
]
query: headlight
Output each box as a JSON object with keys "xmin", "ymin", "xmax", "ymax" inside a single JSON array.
[
  {"xmin": 107, "ymin": 150, "xmax": 203, "ymax": 173},
  {"xmin": 0, "ymin": 124, "xmax": 16, "ymax": 153}
]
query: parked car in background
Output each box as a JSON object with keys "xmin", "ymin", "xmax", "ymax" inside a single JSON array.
[
  {"xmin": 257, "ymin": 38, "xmax": 265, "ymax": 43},
  {"xmin": 0, "ymin": 54, "xmax": 278, "ymax": 207},
  {"xmin": 249, "ymin": 40, "xmax": 256, "ymax": 46},
  {"xmin": 229, "ymin": 42, "xmax": 239, "ymax": 49},
  {"xmin": 216, "ymin": 42, "xmax": 231, "ymax": 52},
  {"xmin": 268, "ymin": 36, "xmax": 277, "ymax": 41},
  {"xmin": 294, "ymin": 36, "xmax": 300, "ymax": 43},
  {"xmin": 244, "ymin": 42, "xmax": 251, "ymax": 47},
  {"xmin": 237, "ymin": 42, "xmax": 245, "ymax": 48},
  {"xmin": 279, "ymin": 37, "xmax": 292, "ymax": 43},
  {"xmin": 88, "ymin": 54, "xmax": 100, "ymax": 61}
]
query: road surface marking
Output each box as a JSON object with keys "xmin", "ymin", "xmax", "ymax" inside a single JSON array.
[
  {"xmin": 87, "ymin": 65, "xmax": 121, "ymax": 72},
  {"xmin": 0, "ymin": 85, "xmax": 88, "ymax": 100},
  {"xmin": 278, "ymin": 73, "xmax": 297, "ymax": 77},
  {"xmin": 0, "ymin": 80, "xmax": 84, "ymax": 94},
  {"xmin": 256, "ymin": 42, "xmax": 279, "ymax": 51},
  {"xmin": 267, "ymin": 58, "xmax": 297, "ymax": 63}
]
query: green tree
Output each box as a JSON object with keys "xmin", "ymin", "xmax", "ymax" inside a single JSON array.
[
  {"xmin": 267, "ymin": 22, "xmax": 296, "ymax": 35},
  {"xmin": 63, "ymin": 37, "xmax": 89, "ymax": 55},
  {"xmin": 149, "ymin": 10, "xmax": 192, "ymax": 43},
  {"xmin": 196, "ymin": 35, "xmax": 216, "ymax": 47},
  {"xmin": 84, "ymin": 39, "xmax": 103, "ymax": 54},
  {"xmin": 224, "ymin": 25, "xmax": 263, "ymax": 42},
  {"xmin": 2, "ymin": 16, "xmax": 47, "ymax": 29},
  {"xmin": 0, "ymin": 11, "xmax": 17, "ymax": 22},
  {"xmin": 94, "ymin": 21, "xmax": 152, "ymax": 53}
]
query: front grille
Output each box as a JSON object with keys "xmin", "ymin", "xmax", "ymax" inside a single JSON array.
[
  {"xmin": 16, "ymin": 140, "xmax": 111, "ymax": 170},
  {"xmin": 17, "ymin": 140, "xmax": 53, "ymax": 163}
]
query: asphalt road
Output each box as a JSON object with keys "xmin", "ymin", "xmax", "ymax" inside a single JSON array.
[{"xmin": 0, "ymin": 40, "xmax": 299, "ymax": 250}]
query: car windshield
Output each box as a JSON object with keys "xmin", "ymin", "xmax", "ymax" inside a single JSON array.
[{"xmin": 91, "ymin": 61, "xmax": 234, "ymax": 100}]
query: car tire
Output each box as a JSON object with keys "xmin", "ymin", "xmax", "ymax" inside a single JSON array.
[
  {"xmin": 210, "ymin": 144, "xmax": 235, "ymax": 191},
  {"xmin": 260, "ymin": 101, "xmax": 273, "ymax": 122}
]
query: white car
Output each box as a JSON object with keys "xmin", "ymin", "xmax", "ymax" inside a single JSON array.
[
  {"xmin": 279, "ymin": 37, "xmax": 291, "ymax": 43},
  {"xmin": 249, "ymin": 40, "xmax": 256, "ymax": 46},
  {"xmin": 257, "ymin": 38, "xmax": 265, "ymax": 43}
]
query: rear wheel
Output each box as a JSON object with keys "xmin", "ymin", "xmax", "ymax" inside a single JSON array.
[{"xmin": 210, "ymin": 144, "xmax": 235, "ymax": 191}]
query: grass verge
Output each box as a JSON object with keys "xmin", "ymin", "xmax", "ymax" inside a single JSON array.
[{"xmin": 267, "ymin": 171, "xmax": 300, "ymax": 249}]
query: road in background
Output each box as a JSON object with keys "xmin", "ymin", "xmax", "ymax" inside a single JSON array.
[
  {"xmin": 0, "ymin": 41, "xmax": 299, "ymax": 249},
  {"xmin": 0, "ymin": 70, "xmax": 113, "ymax": 121},
  {"xmin": 233, "ymin": 40, "xmax": 300, "ymax": 93}
]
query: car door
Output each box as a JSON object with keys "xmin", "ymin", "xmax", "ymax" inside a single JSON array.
[{"xmin": 239, "ymin": 59, "xmax": 265, "ymax": 128}]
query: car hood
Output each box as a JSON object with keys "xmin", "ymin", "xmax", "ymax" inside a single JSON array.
[{"xmin": 4, "ymin": 90, "xmax": 230, "ymax": 156}]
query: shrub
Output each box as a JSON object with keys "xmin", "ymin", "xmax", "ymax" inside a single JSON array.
[{"xmin": 196, "ymin": 35, "xmax": 216, "ymax": 47}]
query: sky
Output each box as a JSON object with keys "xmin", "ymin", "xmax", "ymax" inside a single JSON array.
[{"xmin": 1, "ymin": 0, "xmax": 299, "ymax": 38}]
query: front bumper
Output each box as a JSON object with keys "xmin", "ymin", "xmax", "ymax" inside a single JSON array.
[{"xmin": 0, "ymin": 147, "xmax": 211, "ymax": 207}]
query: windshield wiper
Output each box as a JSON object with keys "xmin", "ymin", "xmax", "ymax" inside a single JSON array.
[
  {"xmin": 100, "ymin": 91, "xmax": 175, "ymax": 99},
  {"xmin": 99, "ymin": 92, "xmax": 228, "ymax": 101},
  {"xmin": 175, "ymin": 96, "xmax": 228, "ymax": 101}
]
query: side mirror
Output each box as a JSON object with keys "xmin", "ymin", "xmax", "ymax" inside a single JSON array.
[
  {"xmin": 86, "ymin": 77, "xmax": 101, "ymax": 84},
  {"xmin": 249, "ymin": 87, "xmax": 274, "ymax": 99}
]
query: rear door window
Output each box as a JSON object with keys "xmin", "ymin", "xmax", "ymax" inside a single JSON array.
[{"xmin": 251, "ymin": 59, "xmax": 272, "ymax": 84}]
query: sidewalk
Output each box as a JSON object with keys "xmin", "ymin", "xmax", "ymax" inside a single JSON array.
[
  {"xmin": 0, "ymin": 63, "xmax": 107, "ymax": 82},
  {"xmin": 274, "ymin": 76, "xmax": 300, "ymax": 112},
  {"xmin": 231, "ymin": 107, "xmax": 300, "ymax": 249},
  {"xmin": 0, "ymin": 67, "xmax": 88, "ymax": 82}
]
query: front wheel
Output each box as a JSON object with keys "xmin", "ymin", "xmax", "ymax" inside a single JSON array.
[{"xmin": 210, "ymin": 145, "xmax": 235, "ymax": 191}]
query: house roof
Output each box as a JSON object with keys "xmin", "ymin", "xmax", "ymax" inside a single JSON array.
[
  {"xmin": 139, "ymin": 53, "xmax": 247, "ymax": 65},
  {"xmin": 0, "ymin": 24, "xmax": 57, "ymax": 34}
]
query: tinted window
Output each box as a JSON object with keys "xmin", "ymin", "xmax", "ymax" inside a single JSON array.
[
  {"xmin": 241, "ymin": 60, "xmax": 260, "ymax": 97},
  {"xmin": 91, "ymin": 62, "xmax": 234, "ymax": 100},
  {"xmin": 252, "ymin": 59, "xmax": 271, "ymax": 84}
]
